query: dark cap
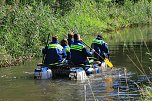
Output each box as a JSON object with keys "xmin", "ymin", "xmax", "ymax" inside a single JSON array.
[
  {"xmin": 74, "ymin": 33, "xmax": 81, "ymax": 41},
  {"xmin": 52, "ymin": 36, "xmax": 58, "ymax": 42},
  {"xmin": 97, "ymin": 34, "xmax": 102, "ymax": 39},
  {"xmin": 68, "ymin": 32, "xmax": 74, "ymax": 39}
]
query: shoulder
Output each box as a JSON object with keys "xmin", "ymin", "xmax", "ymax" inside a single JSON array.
[{"xmin": 64, "ymin": 45, "xmax": 70, "ymax": 48}]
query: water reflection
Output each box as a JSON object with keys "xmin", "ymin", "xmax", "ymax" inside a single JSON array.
[
  {"xmin": 104, "ymin": 76, "xmax": 113, "ymax": 101},
  {"xmin": 34, "ymin": 80, "xmax": 84, "ymax": 101}
]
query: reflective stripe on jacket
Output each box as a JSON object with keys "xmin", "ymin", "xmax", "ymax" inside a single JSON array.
[
  {"xmin": 70, "ymin": 43, "xmax": 85, "ymax": 51},
  {"xmin": 92, "ymin": 39, "xmax": 104, "ymax": 45},
  {"xmin": 48, "ymin": 44, "xmax": 63, "ymax": 51},
  {"xmin": 64, "ymin": 46, "xmax": 70, "ymax": 52}
]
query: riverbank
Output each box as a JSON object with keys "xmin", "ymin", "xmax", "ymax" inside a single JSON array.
[
  {"xmin": 0, "ymin": 54, "xmax": 33, "ymax": 67},
  {"xmin": 0, "ymin": 0, "xmax": 152, "ymax": 67}
]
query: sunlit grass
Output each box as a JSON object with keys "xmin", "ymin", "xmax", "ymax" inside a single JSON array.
[{"xmin": 0, "ymin": 0, "xmax": 152, "ymax": 66}]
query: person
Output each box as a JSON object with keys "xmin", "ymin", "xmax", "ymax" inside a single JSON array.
[
  {"xmin": 60, "ymin": 38, "xmax": 71, "ymax": 61},
  {"xmin": 70, "ymin": 33, "xmax": 91, "ymax": 65},
  {"xmin": 42, "ymin": 36, "xmax": 66, "ymax": 65},
  {"xmin": 91, "ymin": 34, "xmax": 110, "ymax": 62},
  {"xmin": 67, "ymin": 32, "xmax": 74, "ymax": 46}
]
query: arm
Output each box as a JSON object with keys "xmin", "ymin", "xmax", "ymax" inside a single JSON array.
[
  {"xmin": 42, "ymin": 46, "xmax": 48, "ymax": 54},
  {"xmin": 102, "ymin": 43, "xmax": 110, "ymax": 59},
  {"xmin": 61, "ymin": 49, "xmax": 67, "ymax": 58},
  {"xmin": 82, "ymin": 48, "xmax": 92, "ymax": 57}
]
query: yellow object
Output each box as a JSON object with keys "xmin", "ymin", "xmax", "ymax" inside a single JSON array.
[
  {"xmin": 145, "ymin": 86, "xmax": 152, "ymax": 96},
  {"xmin": 104, "ymin": 58, "xmax": 113, "ymax": 69},
  {"xmin": 81, "ymin": 41, "xmax": 114, "ymax": 69}
]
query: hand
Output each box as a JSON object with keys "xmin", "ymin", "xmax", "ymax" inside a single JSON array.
[
  {"xmin": 91, "ymin": 49, "xmax": 95, "ymax": 53},
  {"xmin": 79, "ymin": 38, "xmax": 83, "ymax": 42}
]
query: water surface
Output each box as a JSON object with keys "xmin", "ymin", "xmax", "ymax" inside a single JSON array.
[{"xmin": 0, "ymin": 26, "xmax": 152, "ymax": 101}]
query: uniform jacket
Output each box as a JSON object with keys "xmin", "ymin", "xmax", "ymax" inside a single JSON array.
[
  {"xmin": 63, "ymin": 45, "xmax": 71, "ymax": 60},
  {"xmin": 67, "ymin": 38, "xmax": 74, "ymax": 46},
  {"xmin": 91, "ymin": 37, "xmax": 110, "ymax": 62},
  {"xmin": 70, "ymin": 40, "xmax": 91, "ymax": 65},
  {"xmin": 42, "ymin": 41, "xmax": 66, "ymax": 64}
]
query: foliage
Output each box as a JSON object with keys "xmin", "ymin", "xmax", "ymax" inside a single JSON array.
[{"xmin": 0, "ymin": 0, "xmax": 152, "ymax": 64}]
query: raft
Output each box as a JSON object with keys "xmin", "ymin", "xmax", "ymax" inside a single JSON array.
[{"xmin": 34, "ymin": 61, "xmax": 106, "ymax": 80}]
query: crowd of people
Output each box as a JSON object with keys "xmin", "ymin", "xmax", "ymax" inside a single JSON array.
[{"xmin": 42, "ymin": 32, "xmax": 110, "ymax": 66}]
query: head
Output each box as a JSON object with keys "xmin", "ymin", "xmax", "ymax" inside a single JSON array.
[
  {"xmin": 52, "ymin": 36, "xmax": 58, "ymax": 42},
  {"xmin": 74, "ymin": 33, "xmax": 81, "ymax": 41},
  {"xmin": 97, "ymin": 34, "xmax": 103, "ymax": 39},
  {"xmin": 68, "ymin": 32, "xmax": 74, "ymax": 39},
  {"xmin": 61, "ymin": 39, "xmax": 68, "ymax": 46}
]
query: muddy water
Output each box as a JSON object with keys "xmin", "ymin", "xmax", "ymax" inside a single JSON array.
[{"xmin": 0, "ymin": 26, "xmax": 152, "ymax": 101}]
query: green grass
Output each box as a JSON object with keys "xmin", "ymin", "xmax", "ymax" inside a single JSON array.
[{"xmin": 0, "ymin": 0, "xmax": 152, "ymax": 66}]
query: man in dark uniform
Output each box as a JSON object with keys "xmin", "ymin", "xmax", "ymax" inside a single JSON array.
[
  {"xmin": 70, "ymin": 34, "xmax": 91, "ymax": 65},
  {"xmin": 91, "ymin": 34, "xmax": 110, "ymax": 62},
  {"xmin": 42, "ymin": 36, "xmax": 66, "ymax": 65}
]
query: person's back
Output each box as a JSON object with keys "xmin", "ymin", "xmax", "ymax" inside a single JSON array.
[
  {"xmin": 42, "ymin": 36, "xmax": 66, "ymax": 65},
  {"xmin": 70, "ymin": 34, "xmax": 91, "ymax": 65},
  {"xmin": 91, "ymin": 34, "xmax": 109, "ymax": 62},
  {"xmin": 61, "ymin": 38, "xmax": 71, "ymax": 60}
]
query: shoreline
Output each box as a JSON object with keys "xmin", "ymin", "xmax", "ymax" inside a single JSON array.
[{"xmin": 0, "ymin": 23, "xmax": 151, "ymax": 68}]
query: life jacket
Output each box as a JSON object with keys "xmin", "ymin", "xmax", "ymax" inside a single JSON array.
[{"xmin": 63, "ymin": 45, "xmax": 71, "ymax": 60}]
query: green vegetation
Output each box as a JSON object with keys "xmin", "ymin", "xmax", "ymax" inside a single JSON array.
[{"xmin": 0, "ymin": 0, "xmax": 152, "ymax": 67}]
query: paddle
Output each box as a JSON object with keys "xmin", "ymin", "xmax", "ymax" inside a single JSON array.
[
  {"xmin": 42, "ymin": 33, "xmax": 51, "ymax": 64},
  {"xmin": 81, "ymin": 41, "xmax": 113, "ymax": 69}
]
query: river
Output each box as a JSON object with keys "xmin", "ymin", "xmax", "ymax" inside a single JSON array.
[{"xmin": 0, "ymin": 26, "xmax": 152, "ymax": 101}]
